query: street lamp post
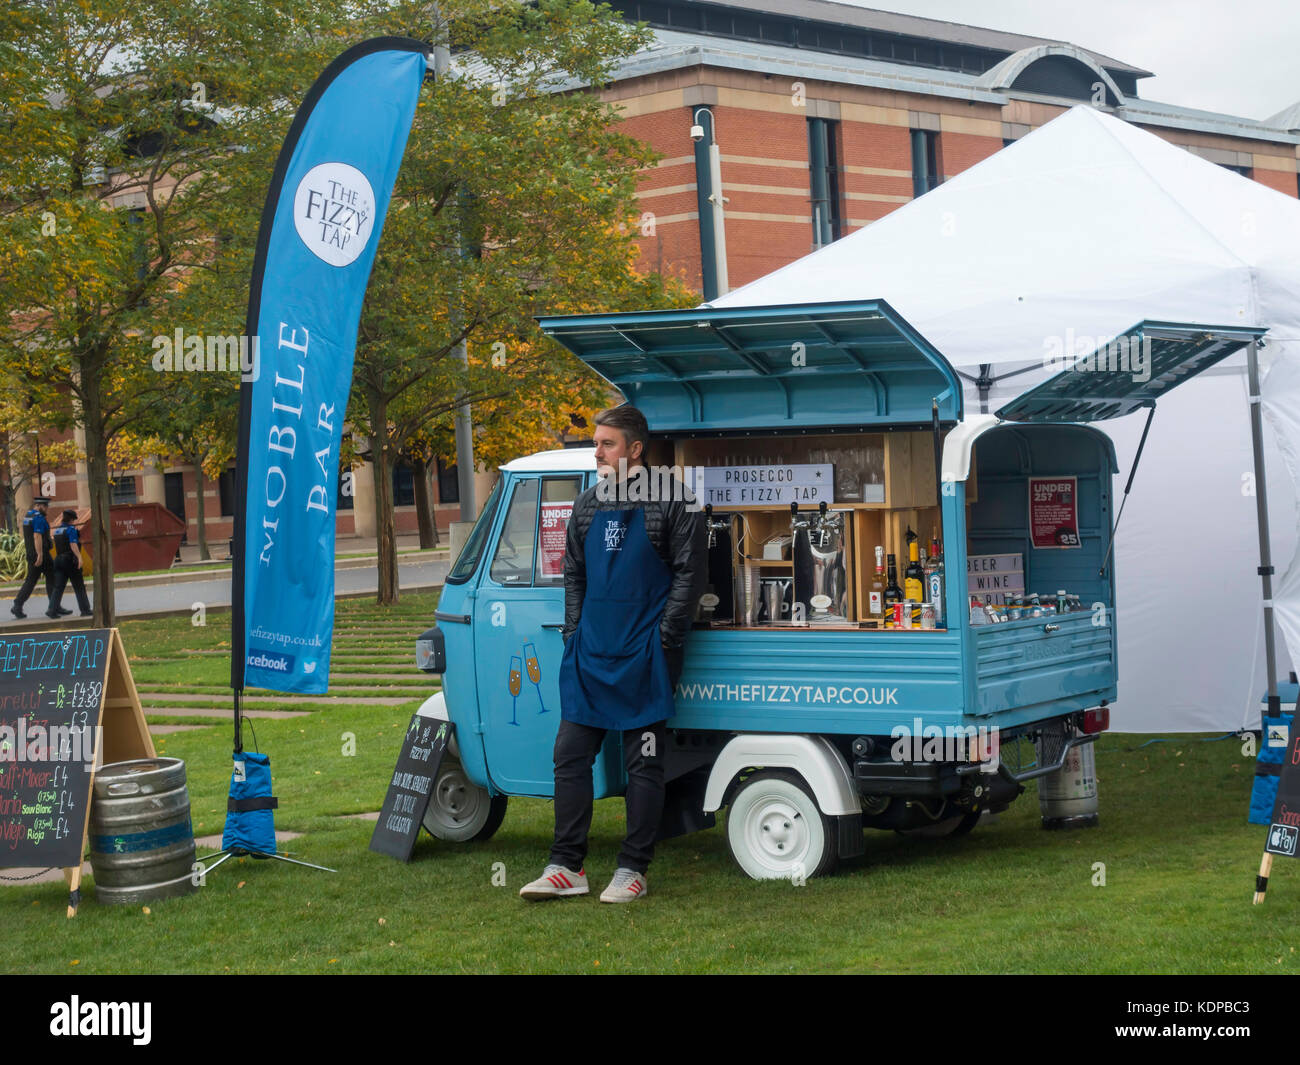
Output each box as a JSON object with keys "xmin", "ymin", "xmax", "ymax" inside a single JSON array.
[
  {"xmin": 691, "ymin": 107, "xmax": 729, "ymax": 300},
  {"xmin": 433, "ymin": 7, "xmax": 477, "ymax": 522}
]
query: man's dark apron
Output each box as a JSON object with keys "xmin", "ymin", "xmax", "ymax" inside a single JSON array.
[{"xmin": 558, "ymin": 507, "xmax": 674, "ymax": 731}]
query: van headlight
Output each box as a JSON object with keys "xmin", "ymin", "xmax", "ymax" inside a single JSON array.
[{"xmin": 416, "ymin": 626, "xmax": 446, "ymax": 674}]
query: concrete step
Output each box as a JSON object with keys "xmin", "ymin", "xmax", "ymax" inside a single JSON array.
[
  {"xmin": 143, "ymin": 707, "xmax": 309, "ymax": 719},
  {"xmin": 139, "ymin": 692, "xmax": 410, "ymax": 707}
]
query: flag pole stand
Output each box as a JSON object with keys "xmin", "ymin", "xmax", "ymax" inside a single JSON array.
[{"xmin": 200, "ymin": 689, "xmax": 337, "ymax": 879}]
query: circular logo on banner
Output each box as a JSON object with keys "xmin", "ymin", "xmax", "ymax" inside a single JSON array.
[{"xmin": 293, "ymin": 162, "xmax": 376, "ymax": 267}]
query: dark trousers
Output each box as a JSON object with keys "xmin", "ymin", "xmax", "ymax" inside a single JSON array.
[
  {"xmin": 49, "ymin": 562, "xmax": 91, "ymax": 615},
  {"xmin": 549, "ymin": 718, "xmax": 667, "ymax": 875},
  {"xmin": 13, "ymin": 559, "xmax": 52, "ymax": 612}
]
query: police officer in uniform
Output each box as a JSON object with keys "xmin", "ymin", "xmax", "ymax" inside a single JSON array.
[
  {"xmin": 48, "ymin": 509, "xmax": 92, "ymax": 619},
  {"xmin": 12, "ymin": 496, "xmax": 61, "ymax": 619}
]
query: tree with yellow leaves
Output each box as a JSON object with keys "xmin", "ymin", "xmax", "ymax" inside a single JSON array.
[
  {"xmin": 349, "ymin": 0, "xmax": 695, "ymax": 602},
  {"xmin": 0, "ymin": 0, "xmax": 366, "ymax": 623}
]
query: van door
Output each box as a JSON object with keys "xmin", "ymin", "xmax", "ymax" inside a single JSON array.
[{"xmin": 474, "ymin": 473, "xmax": 625, "ymax": 796}]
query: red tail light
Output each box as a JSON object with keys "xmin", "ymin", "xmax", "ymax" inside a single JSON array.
[{"xmin": 1081, "ymin": 707, "xmax": 1110, "ymax": 734}]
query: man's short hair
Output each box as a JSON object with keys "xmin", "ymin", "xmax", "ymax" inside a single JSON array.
[{"xmin": 594, "ymin": 404, "xmax": 649, "ymax": 456}]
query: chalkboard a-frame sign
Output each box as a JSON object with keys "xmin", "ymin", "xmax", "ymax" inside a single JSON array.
[
  {"xmin": 370, "ymin": 715, "xmax": 452, "ymax": 861},
  {"xmin": 0, "ymin": 629, "xmax": 153, "ymax": 916}
]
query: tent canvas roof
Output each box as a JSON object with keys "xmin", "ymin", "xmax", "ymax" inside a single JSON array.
[{"xmin": 709, "ymin": 105, "xmax": 1300, "ymax": 732}]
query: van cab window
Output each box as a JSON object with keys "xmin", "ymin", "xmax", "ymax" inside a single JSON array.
[
  {"xmin": 487, "ymin": 475, "xmax": 584, "ymax": 587},
  {"xmin": 490, "ymin": 478, "xmax": 540, "ymax": 585},
  {"xmin": 446, "ymin": 477, "xmax": 503, "ymax": 584}
]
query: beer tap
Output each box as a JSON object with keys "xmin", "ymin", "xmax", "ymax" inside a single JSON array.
[
  {"xmin": 813, "ymin": 500, "xmax": 841, "ymax": 549},
  {"xmin": 790, "ymin": 501, "xmax": 812, "ymax": 537},
  {"xmin": 704, "ymin": 503, "xmax": 730, "ymax": 550}
]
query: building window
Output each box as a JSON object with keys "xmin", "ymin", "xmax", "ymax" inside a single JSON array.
[
  {"xmin": 109, "ymin": 476, "xmax": 138, "ymax": 504},
  {"xmin": 437, "ymin": 458, "xmax": 460, "ymax": 504},
  {"xmin": 808, "ymin": 118, "xmax": 842, "ymax": 248},
  {"xmin": 393, "ymin": 463, "xmax": 415, "ymax": 507},
  {"xmin": 911, "ymin": 129, "xmax": 942, "ymax": 197},
  {"xmin": 1220, "ymin": 163, "xmax": 1253, "ymax": 178}
]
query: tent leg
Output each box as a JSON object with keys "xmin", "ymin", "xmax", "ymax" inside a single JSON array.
[{"xmin": 1246, "ymin": 339, "xmax": 1281, "ymax": 719}]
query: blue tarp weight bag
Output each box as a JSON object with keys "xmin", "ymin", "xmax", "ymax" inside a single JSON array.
[{"xmin": 222, "ymin": 751, "xmax": 279, "ymax": 855}]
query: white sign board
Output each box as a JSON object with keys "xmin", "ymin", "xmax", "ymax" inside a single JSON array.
[
  {"xmin": 685, "ymin": 464, "xmax": 833, "ymax": 507},
  {"xmin": 967, "ymin": 552, "xmax": 1025, "ymax": 604}
]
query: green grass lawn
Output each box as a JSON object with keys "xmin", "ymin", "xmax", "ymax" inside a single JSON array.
[{"xmin": 1, "ymin": 594, "xmax": 1293, "ymax": 974}]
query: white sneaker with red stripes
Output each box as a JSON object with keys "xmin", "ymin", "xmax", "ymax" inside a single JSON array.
[
  {"xmin": 599, "ymin": 867, "xmax": 648, "ymax": 903},
  {"xmin": 519, "ymin": 864, "xmax": 589, "ymax": 900}
]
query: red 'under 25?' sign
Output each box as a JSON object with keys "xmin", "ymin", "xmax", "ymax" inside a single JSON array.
[
  {"xmin": 1028, "ymin": 476, "xmax": 1080, "ymax": 549},
  {"xmin": 539, "ymin": 501, "xmax": 573, "ymax": 578}
]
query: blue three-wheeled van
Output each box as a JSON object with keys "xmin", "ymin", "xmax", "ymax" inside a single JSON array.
[{"xmin": 413, "ymin": 301, "xmax": 1262, "ymax": 879}]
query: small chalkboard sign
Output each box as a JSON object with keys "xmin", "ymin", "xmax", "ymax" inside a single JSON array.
[
  {"xmin": 0, "ymin": 629, "xmax": 153, "ymax": 915},
  {"xmin": 369, "ymin": 715, "xmax": 451, "ymax": 862}
]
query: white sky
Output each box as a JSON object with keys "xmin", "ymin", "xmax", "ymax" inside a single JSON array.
[{"xmin": 841, "ymin": 0, "xmax": 1300, "ymax": 121}]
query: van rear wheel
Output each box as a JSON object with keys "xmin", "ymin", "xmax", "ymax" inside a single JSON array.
[
  {"xmin": 726, "ymin": 769, "xmax": 838, "ymax": 880},
  {"xmin": 422, "ymin": 759, "xmax": 507, "ymax": 842}
]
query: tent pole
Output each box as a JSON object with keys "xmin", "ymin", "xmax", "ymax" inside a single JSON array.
[
  {"xmin": 1248, "ymin": 337, "xmax": 1282, "ymax": 903},
  {"xmin": 1246, "ymin": 338, "xmax": 1281, "ymax": 720}
]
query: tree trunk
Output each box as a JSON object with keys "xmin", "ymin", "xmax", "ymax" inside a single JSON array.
[
  {"xmin": 81, "ymin": 373, "xmax": 115, "ymax": 627},
  {"xmin": 192, "ymin": 459, "xmax": 210, "ymax": 562},
  {"xmin": 0, "ymin": 432, "xmax": 14, "ymax": 532},
  {"xmin": 367, "ymin": 389, "xmax": 398, "ymax": 605},
  {"xmin": 412, "ymin": 455, "xmax": 437, "ymax": 550}
]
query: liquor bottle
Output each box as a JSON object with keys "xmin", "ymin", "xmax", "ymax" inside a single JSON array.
[
  {"xmin": 884, "ymin": 553, "xmax": 903, "ymax": 628},
  {"xmin": 904, "ymin": 528, "xmax": 925, "ymax": 625},
  {"xmin": 926, "ymin": 532, "xmax": 945, "ymax": 627},
  {"xmin": 869, "ymin": 545, "xmax": 886, "ymax": 624}
]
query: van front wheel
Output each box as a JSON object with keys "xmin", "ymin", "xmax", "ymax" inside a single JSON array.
[
  {"xmin": 422, "ymin": 759, "xmax": 508, "ymax": 842},
  {"xmin": 726, "ymin": 769, "xmax": 838, "ymax": 880}
]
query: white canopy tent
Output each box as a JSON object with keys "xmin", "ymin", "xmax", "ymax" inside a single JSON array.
[{"xmin": 710, "ymin": 105, "xmax": 1300, "ymax": 733}]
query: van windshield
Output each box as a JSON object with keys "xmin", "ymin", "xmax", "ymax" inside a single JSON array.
[{"xmin": 446, "ymin": 477, "xmax": 504, "ymax": 584}]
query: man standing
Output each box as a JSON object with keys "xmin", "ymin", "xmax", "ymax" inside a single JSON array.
[
  {"xmin": 12, "ymin": 496, "xmax": 61, "ymax": 619},
  {"xmin": 520, "ymin": 405, "xmax": 704, "ymax": 903},
  {"xmin": 47, "ymin": 509, "xmax": 92, "ymax": 619}
]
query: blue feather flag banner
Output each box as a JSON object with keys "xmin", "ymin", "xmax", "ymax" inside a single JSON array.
[{"xmin": 232, "ymin": 39, "xmax": 429, "ymax": 693}]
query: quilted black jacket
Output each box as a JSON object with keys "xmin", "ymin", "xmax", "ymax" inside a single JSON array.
[{"xmin": 562, "ymin": 470, "xmax": 707, "ymax": 651}]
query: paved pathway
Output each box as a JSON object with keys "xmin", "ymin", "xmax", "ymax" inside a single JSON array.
[{"xmin": 1, "ymin": 555, "xmax": 450, "ymax": 626}]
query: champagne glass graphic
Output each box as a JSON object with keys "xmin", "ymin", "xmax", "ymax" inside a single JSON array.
[
  {"xmin": 507, "ymin": 656, "xmax": 523, "ymax": 726},
  {"xmin": 524, "ymin": 641, "xmax": 548, "ymax": 713}
]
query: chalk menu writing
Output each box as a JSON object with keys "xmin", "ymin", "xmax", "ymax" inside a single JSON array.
[
  {"xmin": 369, "ymin": 714, "xmax": 451, "ymax": 862},
  {"xmin": 0, "ymin": 630, "xmax": 109, "ymax": 870}
]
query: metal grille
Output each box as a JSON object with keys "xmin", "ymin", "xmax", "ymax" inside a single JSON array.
[
  {"xmin": 997, "ymin": 732, "xmax": 1035, "ymax": 777},
  {"xmin": 1034, "ymin": 721, "xmax": 1070, "ymax": 768}
]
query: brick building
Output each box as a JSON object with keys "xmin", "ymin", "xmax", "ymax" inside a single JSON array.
[
  {"xmin": 19, "ymin": 0, "xmax": 1298, "ymax": 552},
  {"xmin": 601, "ymin": 0, "xmax": 1299, "ymax": 298}
]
